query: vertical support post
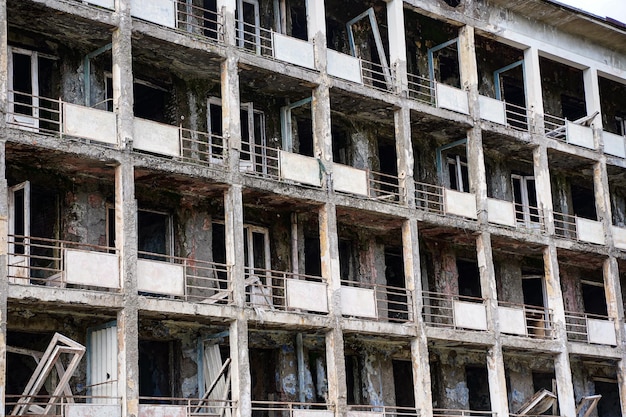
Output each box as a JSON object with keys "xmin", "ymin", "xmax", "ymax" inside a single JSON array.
[
  {"xmin": 0, "ymin": 0, "xmax": 8, "ymax": 413},
  {"xmin": 583, "ymin": 67, "xmax": 602, "ymax": 130},
  {"xmin": 221, "ymin": 55, "xmax": 241, "ymax": 172},
  {"xmin": 533, "ymin": 145, "xmax": 555, "ymax": 235},
  {"xmin": 594, "ymin": 158, "xmax": 612, "ymax": 234},
  {"xmin": 306, "ymin": 0, "xmax": 326, "ymax": 71},
  {"xmin": 604, "ymin": 257, "xmax": 625, "ymax": 344},
  {"xmin": 386, "ymin": 0, "xmax": 407, "ymax": 93},
  {"xmin": 225, "ymin": 185, "xmax": 245, "ymax": 306},
  {"xmin": 523, "ymin": 47, "xmax": 545, "ymax": 134},
  {"xmin": 217, "ymin": 0, "xmax": 237, "ymax": 46},
  {"xmin": 112, "ymin": 0, "xmax": 134, "ymax": 150},
  {"xmin": 230, "ymin": 318, "xmax": 251, "ymax": 417},
  {"xmin": 395, "ymin": 107, "xmax": 414, "ymax": 206}
]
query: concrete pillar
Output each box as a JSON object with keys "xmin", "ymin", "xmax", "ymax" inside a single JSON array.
[
  {"xmin": 386, "ymin": 0, "xmax": 408, "ymax": 92},
  {"xmin": 0, "ymin": 141, "xmax": 7, "ymax": 417},
  {"xmin": 306, "ymin": 0, "xmax": 326, "ymax": 71},
  {"xmin": 217, "ymin": 0, "xmax": 237, "ymax": 46},
  {"xmin": 532, "ymin": 145, "xmax": 555, "ymax": 235},
  {"xmin": 312, "ymin": 84, "xmax": 332, "ymax": 165},
  {"xmin": 616, "ymin": 360, "xmax": 626, "ymax": 417},
  {"xmin": 222, "ymin": 55, "xmax": 241, "ymax": 171},
  {"xmin": 225, "ymin": 185, "xmax": 245, "ymax": 306},
  {"xmin": 486, "ymin": 345, "xmax": 509, "ymax": 417},
  {"xmin": 604, "ymin": 258, "xmax": 625, "ymax": 344},
  {"xmin": 115, "ymin": 160, "xmax": 139, "ymax": 417},
  {"xmin": 522, "ymin": 47, "xmax": 545, "ymax": 134},
  {"xmin": 230, "ymin": 319, "xmax": 251, "ymax": 417},
  {"xmin": 395, "ymin": 107, "xmax": 414, "ymax": 206},
  {"xmin": 583, "ymin": 67, "xmax": 603, "ymax": 130},
  {"xmin": 457, "ymin": 25, "xmax": 478, "ymax": 95},
  {"xmin": 593, "ymin": 158, "xmax": 613, "ymax": 235},
  {"xmin": 319, "ymin": 203, "xmax": 347, "ymax": 413},
  {"xmin": 112, "ymin": 0, "xmax": 134, "ymax": 149},
  {"xmin": 543, "ymin": 246, "xmax": 576, "ymax": 416}
]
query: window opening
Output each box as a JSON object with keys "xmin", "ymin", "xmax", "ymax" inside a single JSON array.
[
  {"xmin": 138, "ymin": 340, "xmax": 174, "ymax": 401},
  {"xmin": 595, "ymin": 380, "xmax": 620, "ymax": 417},
  {"xmin": 304, "ymin": 237, "xmax": 321, "ymax": 277},
  {"xmin": 571, "ymin": 184, "xmax": 597, "ymax": 220},
  {"xmin": 138, "ymin": 210, "xmax": 173, "ymax": 260},
  {"xmin": 512, "ymin": 174, "xmax": 539, "ymax": 227},
  {"xmin": 457, "ymin": 259, "xmax": 481, "ymax": 298},
  {"xmin": 447, "ymin": 155, "xmax": 469, "ymax": 192},
  {"xmin": 236, "ymin": 0, "xmax": 261, "ymax": 54},
  {"xmin": 346, "ymin": 8, "xmax": 391, "ymax": 87},
  {"xmin": 466, "ymin": 365, "xmax": 491, "ymax": 411},
  {"xmin": 133, "ymin": 80, "xmax": 169, "ymax": 123},
  {"xmin": 581, "ymin": 280, "xmax": 608, "ymax": 316},
  {"xmin": 392, "ymin": 360, "xmax": 415, "ymax": 407},
  {"xmin": 280, "ymin": 97, "xmax": 312, "ymax": 154},
  {"xmin": 427, "ymin": 38, "xmax": 460, "ymax": 88}
]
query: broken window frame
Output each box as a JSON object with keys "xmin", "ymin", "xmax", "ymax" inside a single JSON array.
[
  {"xmin": 280, "ymin": 96, "xmax": 312, "ymax": 153},
  {"xmin": 580, "ymin": 279, "xmax": 609, "ymax": 316},
  {"xmin": 427, "ymin": 38, "xmax": 460, "ymax": 87},
  {"xmin": 236, "ymin": 0, "xmax": 261, "ymax": 54},
  {"xmin": 8, "ymin": 181, "xmax": 31, "ymax": 283},
  {"xmin": 447, "ymin": 155, "xmax": 469, "ymax": 193},
  {"xmin": 512, "ymin": 174, "xmax": 540, "ymax": 227}
]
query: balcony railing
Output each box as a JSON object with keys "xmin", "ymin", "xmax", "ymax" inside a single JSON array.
[
  {"xmin": 498, "ymin": 301, "xmax": 554, "ymax": 339},
  {"xmin": 138, "ymin": 251, "xmax": 231, "ymax": 304},
  {"xmin": 175, "ymin": 0, "xmax": 223, "ymax": 42},
  {"xmin": 341, "ymin": 280, "xmax": 413, "ymax": 323},
  {"xmin": 360, "ymin": 58, "xmax": 395, "ymax": 93},
  {"xmin": 433, "ymin": 409, "xmax": 495, "ymax": 417},
  {"xmin": 565, "ymin": 311, "xmax": 617, "ymax": 345},
  {"xmin": 422, "ymin": 291, "xmax": 488, "ymax": 331},
  {"xmin": 407, "ymin": 73, "xmax": 436, "ymax": 105},
  {"xmin": 368, "ymin": 170, "xmax": 405, "ymax": 205},
  {"xmin": 7, "ymin": 91, "xmax": 61, "ymax": 134},
  {"xmin": 544, "ymin": 113, "xmax": 596, "ymax": 150},
  {"xmin": 504, "ymin": 101, "xmax": 529, "ymax": 131},
  {"xmin": 553, "ymin": 211, "xmax": 577, "ymax": 239},
  {"xmin": 414, "ymin": 181, "xmax": 445, "ymax": 214},
  {"xmin": 544, "ymin": 113, "xmax": 567, "ymax": 139},
  {"xmin": 348, "ymin": 405, "xmax": 420, "ymax": 417},
  {"xmin": 513, "ymin": 202, "xmax": 544, "ymax": 232},
  {"xmin": 235, "ymin": 19, "xmax": 274, "ymax": 56},
  {"xmin": 239, "ymin": 142, "xmax": 280, "ymax": 179},
  {"xmin": 553, "ymin": 212, "xmax": 605, "ymax": 245},
  {"xmin": 251, "ymin": 401, "xmax": 333, "ymax": 417},
  {"xmin": 7, "ymin": 235, "xmax": 120, "ymax": 290},
  {"xmin": 180, "ymin": 127, "xmax": 226, "ymax": 167},
  {"xmin": 6, "ymin": 395, "xmax": 121, "ymax": 417},
  {"xmin": 139, "ymin": 397, "xmax": 235, "ymax": 417},
  {"xmin": 245, "ymin": 267, "xmax": 329, "ymax": 314}
]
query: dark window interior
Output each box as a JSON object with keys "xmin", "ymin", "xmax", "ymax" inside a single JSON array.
[
  {"xmin": 297, "ymin": 117, "xmax": 314, "ymax": 157},
  {"xmin": 458, "ymin": 259, "xmax": 481, "ymax": 298},
  {"xmin": 582, "ymin": 282, "xmax": 608, "ymax": 316},
  {"xmin": 139, "ymin": 340, "xmax": 173, "ymax": 401},
  {"xmin": 338, "ymin": 239, "xmax": 353, "ymax": 281},
  {"xmin": 532, "ymin": 371, "xmax": 555, "ymax": 392},
  {"xmin": 138, "ymin": 211, "xmax": 169, "ymax": 258},
  {"xmin": 134, "ymin": 82, "xmax": 169, "ymax": 123},
  {"xmin": 392, "ymin": 360, "xmax": 415, "ymax": 407},
  {"xmin": 561, "ymin": 94, "xmax": 587, "ymax": 121},
  {"xmin": 345, "ymin": 355, "xmax": 362, "ymax": 405},
  {"xmin": 522, "ymin": 277, "xmax": 545, "ymax": 307},
  {"xmin": 12, "ymin": 187, "xmax": 25, "ymax": 254},
  {"xmin": 466, "ymin": 365, "xmax": 491, "ymax": 411},
  {"xmin": 212, "ymin": 222, "xmax": 227, "ymax": 282},
  {"xmin": 331, "ymin": 125, "xmax": 349, "ymax": 165},
  {"xmin": 571, "ymin": 185, "xmax": 597, "ymax": 220},
  {"xmin": 290, "ymin": 4, "xmax": 308, "ymax": 40},
  {"xmin": 250, "ymin": 348, "xmax": 278, "ymax": 402},
  {"xmin": 596, "ymin": 381, "xmax": 621, "ymax": 417},
  {"xmin": 304, "ymin": 237, "xmax": 321, "ymax": 277}
]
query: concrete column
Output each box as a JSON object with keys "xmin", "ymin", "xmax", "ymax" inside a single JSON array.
[
  {"xmin": 583, "ymin": 67, "xmax": 603, "ymax": 130},
  {"xmin": 532, "ymin": 145, "xmax": 555, "ymax": 235},
  {"xmin": 0, "ymin": 0, "xmax": 6, "ymax": 114},
  {"xmin": 113, "ymin": 0, "xmax": 134, "ymax": 149},
  {"xmin": 522, "ymin": 47, "xmax": 545, "ymax": 134},
  {"xmin": 616, "ymin": 360, "xmax": 626, "ymax": 417},
  {"xmin": 221, "ymin": 56, "xmax": 242, "ymax": 171},
  {"xmin": 395, "ymin": 107, "xmax": 415, "ymax": 206},
  {"xmin": 217, "ymin": 0, "xmax": 237, "ymax": 46},
  {"xmin": 593, "ymin": 158, "xmax": 613, "ymax": 236},
  {"xmin": 319, "ymin": 203, "xmax": 347, "ymax": 413},
  {"xmin": 387, "ymin": 0, "xmax": 408, "ymax": 93},
  {"xmin": 115, "ymin": 160, "xmax": 139, "ymax": 417},
  {"xmin": 312, "ymin": 84, "xmax": 332, "ymax": 164},
  {"xmin": 0, "ymin": 141, "xmax": 7, "ymax": 417},
  {"xmin": 457, "ymin": 25, "xmax": 478, "ymax": 96},
  {"xmin": 604, "ymin": 258, "xmax": 625, "ymax": 344},
  {"xmin": 230, "ymin": 318, "xmax": 251, "ymax": 417},
  {"xmin": 306, "ymin": 0, "xmax": 326, "ymax": 71},
  {"xmin": 543, "ymin": 245, "xmax": 576, "ymax": 416},
  {"xmin": 486, "ymin": 345, "xmax": 509, "ymax": 417},
  {"xmin": 225, "ymin": 185, "xmax": 245, "ymax": 306},
  {"xmin": 403, "ymin": 220, "xmax": 432, "ymax": 416}
]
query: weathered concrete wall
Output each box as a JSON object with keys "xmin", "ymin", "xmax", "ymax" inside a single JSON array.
[{"xmin": 494, "ymin": 256, "xmax": 523, "ymax": 304}]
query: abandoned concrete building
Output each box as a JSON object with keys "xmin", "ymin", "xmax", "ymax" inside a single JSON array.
[{"xmin": 3, "ymin": 0, "xmax": 626, "ymax": 416}]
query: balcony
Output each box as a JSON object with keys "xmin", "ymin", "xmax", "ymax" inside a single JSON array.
[
  {"xmin": 553, "ymin": 212, "xmax": 605, "ymax": 245},
  {"xmin": 406, "ymin": 75, "xmax": 469, "ymax": 115},
  {"xmin": 347, "ymin": 405, "xmax": 420, "ymax": 417},
  {"xmin": 251, "ymin": 401, "xmax": 333, "ymax": 417},
  {"xmin": 340, "ymin": 281, "xmax": 413, "ymax": 323},
  {"xmin": 487, "ymin": 198, "xmax": 544, "ymax": 232},
  {"xmin": 333, "ymin": 164, "xmax": 405, "ymax": 205},
  {"xmin": 478, "ymin": 96, "xmax": 529, "ymax": 131},
  {"xmin": 565, "ymin": 311, "xmax": 617, "ymax": 346},
  {"xmin": 422, "ymin": 291, "xmax": 488, "ymax": 331},
  {"xmin": 139, "ymin": 398, "xmax": 235, "ymax": 417},
  {"xmin": 7, "ymin": 235, "xmax": 120, "ymax": 291},
  {"xmin": 544, "ymin": 113, "xmax": 596, "ymax": 150},
  {"xmin": 6, "ymin": 395, "xmax": 121, "ymax": 417},
  {"xmin": 137, "ymin": 251, "xmax": 231, "ymax": 303},
  {"xmin": 414, "ymin": 182, "xmax": 477, "ymax": 220},
  {"xmin": 327, "ymin": 50, "xmax": 395, "ymax": 93},
  {"xmin": 497, "ymin": 302, "xmax": 554, "ymax": 339},
  {"xmin": 244, "ymin": 267, "xmax": 329, "ymax": 314},
  {"xmin": 603, "ymin": 130, "xmax": 626, "ymax": 158}
]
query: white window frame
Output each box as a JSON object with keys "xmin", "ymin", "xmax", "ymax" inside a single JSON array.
[
  {"xmin": 8, "ymin": 181, "xmax": 31, "ymax": 283},
  {"xmin": 8, "ymin": 47, "xmax": 40, "ymax": 130},
  {"xmin": 447, "ymin": 155, "xmax": 469, "ymax": 192},
  {"xmin": 512, "ymin": 174, "xmax": 538, "ymax": 227},
  {"xmin": 237, "ymin": 0, "xmax": 261, "ymax": 54},
  {"xmin": 137, "ymin": 208, "xmax": 174, "ymax": 258}
]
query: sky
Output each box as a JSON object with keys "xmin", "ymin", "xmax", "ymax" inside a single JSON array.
[{"xmin": 557, "ymin": 0, "xmax": 626, "ymax": 24}]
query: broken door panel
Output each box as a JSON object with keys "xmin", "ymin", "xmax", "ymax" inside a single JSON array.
[
  {"xmin": 87, "ymin": 322, "xmax": 118, "ymax": 403},
  {"xmin": 130, "ymin": 0, "xmax": 176, "ymax": 28}
]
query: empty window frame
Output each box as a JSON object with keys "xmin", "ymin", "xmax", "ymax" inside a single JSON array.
[
  {"xmin": 236, "ymin": 0, "xmax": 261, "ymax": 53},
  {"xmin": 244, "ymin": 225, "xmax": 270, "ymax": 274},
  {"xmin": 512, "ymin": 174, "xmax": 540, "ymax": 227},
  {"xmin": 447, "ymin": 155, "xmax": 469, "ymax": 192},
  {"xmin": 106, "ymin": 208, "xmax": 173, "ymax": 259},
  {"xmin": 457, "ymin": 259, "xmax": 481, "ymax": 299},
  {"xmin": 8, "ymin": 182, "xmax": 31, "ymax": 283},
  {"xmin": 581, "ymin": 279, "xmax": 608, "ymax": 316}
]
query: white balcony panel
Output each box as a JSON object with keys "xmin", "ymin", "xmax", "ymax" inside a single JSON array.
[
  {"xmin": 576, "ymin": 218, "xmax": 605, "ymax": 245},
  {"xmin": 133, "ymin": 118, "xmax": 180, "ymax": 157},
  {"xmin": 286, "ymin": 279, "xmax": 328, "ymax": 313},
  {"xmin": 453, "ymin": 301, "xmax": 487, "ymax": 330},
  {"xmin": 333, "ymin": 164, "xmax": 368, "ymax": 196},
  {"xmin": 479, "ymin": 95, "xmax": 506, "ymax": 125},
  {"xmin": 347, "ymin": 412, "xmax": 383, "ymax": 417},
  {"xmin": 611, "ymin": 226, "xmax": 626, "ymax": 250},
  {"xmin": 498, "ymin": 306, "xmax": 526, "ymax": 336},
  {"xmin": 587, "ymin": 318, "xmax": 617, "ymax": 345},
  {"xmin": 84, "ymin": 0, "xmax": 115, "ymax": 8},
  {"xmin": 273, "ymin": 33, "xmax": 315, "ymax": 70},
  {"xmin": 327, "ymin": 50, "xmax": 362, "ymax": 84},
  {"xmin": 436, "ymin": 84, "xmax": 469, "ymax": 115},
  {"xmin": 487, "ymin": 198, "xmax": 516, "ymax": 227},
  {"xmin": 603, "ymin": 131, "xmax": 626, "ymax": 158},
  {"xmin": 566, "ymin": 121, "xmax": 595, "ymax": 149},
  {"xmin": 279, "ymin": 151, "xmax": 322, "ymax": 187},
  {"xmin": 64, "ymin": 250, "xmax": 119, "ymax": 288},
  {"xmin": 139, "ymin": 405, "xmax": 186, "ymax": 417},
  {"xmin": 294, "ymin": 410, "xmax": 335, "ymax": 417},
  {"xmin": 444, "ymin": 189, "xmax": 477, "ymax": 219},
  {"xmin": 341, "ymin": 286, "xmax": 377, "ymax": 318},
  {"xmin": 137, "ymin": 259, "xmax": 185, "ymax": 296},
  {"xmin": 63, "ymin": 104, "xmax": 117, "ymax": 145},
  {"xmin": 66, "ymin": 404, "xmax": 121, "ymax": 417},
  {"xmin": 130, "ymin": 0, "xmax": 176, "ymax": 28}
]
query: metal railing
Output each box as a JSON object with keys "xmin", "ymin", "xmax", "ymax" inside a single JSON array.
[
  {"xmin": 244, "ymin": 267, "xmax": 327, "ymax": 313},
  {"xmin": 433, "ymin": 409, "xmax": 495, "ymax": 417},
  {"xmin": 348, "ymin": 405, "xmax": 420, "ymax": 417},
  {"xmin": 553, "ymin": 211, "xmax": 577, "ymax": 239},
  {"xmin": 7, "ymin": 234, "xmax": 119, "ymax": 290},
  {"xmin": 513, "ymin": 203, "xmax": 545, "ymax": 232},
  {"xmin": 544, "ymin": 113, "xmax": 567, "ymax": 140},
  {"xmin": 239, "ymin": 141, "xmax": 280, "ymax": 179},
  {"xmin": 368, "ymin": 170, "xmax": 405, "ymax": 205},
  {"xmin": 422, "ymin": 291, "xmax": 486, "ymax": 329},
  {"xmin": 138, "ymin": 251, "xmax": 231, "ymax": 304},
  {"xmin": 180, "ymin": 127, "xmax": 227, "ymax": 167},
  {"xmin": 504, "ymin": 101, "xmax": 529, "ymax": 131},
  {"xmin": 6, "ymin": 395, "xmax": 121, "ymax": 417},
  {"xmin": 7, "ymin": 91, "xmax": 61, "ymax": 134},
  {"xmin": 564, "ymin": 311, "xmax": 613, "ymax": 343},
  {"xmin": 341, "ymin": 280, "xmax": 413, "ymax": 323},
  {"xmin": 139, "ymin": 397, "xmax": 236, "ymax": 417},
  {"xmin": 414, "ymin": 181, "xmax": 445, "ymax": 214},
  {"xmin": 251, "ymin": 401, "xmax": 333, "ymax": 417},
  {"xmin": 175, "ymin": 0, "xmax": 223, "ymax": 42},
  {"xmin": 498, "ymin": 301, "xmax": 555, "ymax": 339},
  {"xmin": 407, "ymin": 73, "xmax": 436, "ymax": 105},
  {"xmin": 235, "ymin": 19, "xmax": 274, "ymax": 56},
  {"xmin": 360, "ymin": 58, "xmax": 395, "ymax": 93}
]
